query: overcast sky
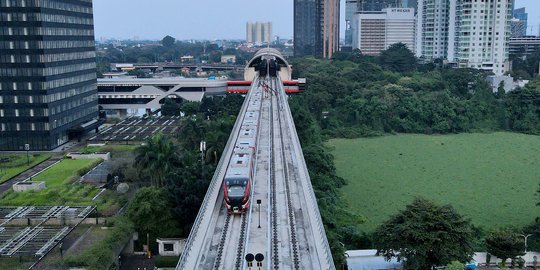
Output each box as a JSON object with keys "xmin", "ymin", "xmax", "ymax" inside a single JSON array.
[{"xmin": 93, "ymin": 0, "xmax": 540, "ymax": 41}]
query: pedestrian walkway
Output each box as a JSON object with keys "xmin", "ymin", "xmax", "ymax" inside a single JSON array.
[{"xmin": 120, "ymin": 254, "xmax": 155, "ymax": 270}]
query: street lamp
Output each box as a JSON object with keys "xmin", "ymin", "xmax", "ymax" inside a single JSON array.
[
  {"xmin": 520, "ymin": 233, "xmax": 533, "ymax": 253},
  {"xmin": 257, "ymin": 199, "xmax": 262, "ymax": 228},
  {"xmin": 24, "ymin": 144, "xmax": 30, "ymax": 166}
]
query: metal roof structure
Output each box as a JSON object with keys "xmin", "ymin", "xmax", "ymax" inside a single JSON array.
[
  {"xmin": 0, "ymin": 206, "xmax": 95, "ymax": 265},
  {"xmin": 87, "ymin": 115, "xmax": 181, "ymax": 143}
]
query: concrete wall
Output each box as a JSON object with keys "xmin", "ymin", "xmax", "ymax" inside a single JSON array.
[
  {"xmin": 67, "ymin": 152, "xmax": 111, "ymax": 160},
  {"xmin": 157, "ymin": 238, "xmax": 186, "ymax": 257},
  {"xmin": 13, "ymin": 181, "xmax": 45, "ymax": 192},
  {"xmin": 0, "ymin": 217, "xmax": 106, "ymax": 226}
]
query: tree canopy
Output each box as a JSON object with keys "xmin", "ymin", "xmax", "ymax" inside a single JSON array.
[
  {"xmin": 485, "ymin": 229, "xmax": 525, "ymax": 266},
  {"xmin": 126, "ymin": 187, "xmax": 179, "ymax": 240},
  {"xmin": 378, "ymin": 42, "xmax": 417, "ymax": 73},
  {"xmin": 161, "ymin": 35, "xmax": 176, "ymax": 48},
  {"xmin": 374, "ymin": 198, "xmax": 475, "ymax": 270},
  {"xmin": 134, "ymin": 133, "xmax": 180, "ymax": 187}
]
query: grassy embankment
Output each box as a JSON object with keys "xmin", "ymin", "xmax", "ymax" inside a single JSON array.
[
  {"xmin": 328, "ymin": 132, "xmax": 540, "ymax": 232},
  {"xmin": 0, "ymin": 158, "xmax": 125, "ymax": 213},
  {"xmin": 0, "ymin": 154, "xmax": 52, "ymax": 183}
]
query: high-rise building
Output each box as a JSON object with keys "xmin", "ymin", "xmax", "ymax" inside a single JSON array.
[
  {"xmin": 415, "ymin": 0, "xmax": 452, "ymax": 59},
  {"xmin": 353, "ymin": 8, "xmax": 416, "ymax": 55},
  {"xmin": 246, "ymin": 22, "xmax": 254, "ymax": 43},
  {"xmin": 294, "ymin": 0, "xmax": 339, "ymax": 58},
  {"xmin": 246, "ymin": 22, "xmax": 273, "ymax": 44},
  {"xmin": 0, "ymin": 0, "xmax": 99, "ymax": 150},
  {"xmin": 321, "ymin": 0, "xmax": 340, "ymax": 58},
  {"xmin": 345, "ymin": 0, "xmax": 413, "ymax": 47},
  {"xmin": 345, "ymin": 0, "xmax": 361, "ymax": 47},
  {"xmin": 416, "ymin": 0, "xmax": 513, "ymax": 75},
  {"xmin": 512, "ymin": 7, "xmax": 527, "ymax": 37},
  {"xmin": 359, "ymin": 0, "xmax": 403, "ymax": 11}
]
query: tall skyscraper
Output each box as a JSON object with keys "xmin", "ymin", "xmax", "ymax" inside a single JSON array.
[
  {"xmin": 345, "ymin": 0, "xmax": 412, "ymax": 47},
  {"xmin": 246, "ymin": 22, "xmax": 273, "ymax": 44},
  {"xmin": 353, "ymin": 8, "xmax": 416, "ymax": 55},
  {"xmin": 294, "ymin": 0, "xmax": 339, "ymax": 58},
  {"xmin": 0, "ymin": 0, "xmax": 99, "ymax": 150},
  {"xmin": 416, "ymin": 0, "xmax": 513, "ymax": 76},
  {"xmin": 246, "ymin": 22, "xmax": 254, "ymax": 43},
  {"xmin": 295, "ymin": 0, "xmax": 321, "ymax": 57},
  {"xmin": 415, "ymin": 0, "xmax": 452, "ymax": 59},
  {"xmin": 512, "ymin": 7, "xmax": 528, "ymax": 37},
  {"xmin": 321, "ymin": 0, "xmax": 340, "ymax": 58}
]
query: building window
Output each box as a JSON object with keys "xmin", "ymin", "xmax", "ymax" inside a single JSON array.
[{"xmin": 164, "ymin": 243, "xmax": 174, "ymax": 252}]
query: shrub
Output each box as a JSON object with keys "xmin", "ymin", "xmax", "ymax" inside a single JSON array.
[
  {"xmin": 63, "ymin": 217, "xmax": 133, "ymax": 269},
  {"xmin": 77, "ymin": 159, "xmax": 103, "ymax": 176}
]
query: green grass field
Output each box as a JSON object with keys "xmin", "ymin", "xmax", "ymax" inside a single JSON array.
[
  {"xmin": 328, "ymin": 132, "xmax": 540, "ymax": 232},
  {"xmin": 0, "ymin": 154, "xmax": 51, "ymax": 183},
  {"xmin": 0, "ymin": 159, "xmax": 101, "ymax": 206},
  {"xmin": 79, "ymin": 144, "xmax": 138, "ymax": 154}
]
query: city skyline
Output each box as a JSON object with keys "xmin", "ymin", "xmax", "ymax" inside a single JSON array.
[{"xmin": 93, "ymin": 0, "xmax": 540, "ymax": 40}]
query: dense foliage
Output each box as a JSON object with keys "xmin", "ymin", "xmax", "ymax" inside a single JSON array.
[
  {"xmin": 291, "ymin": 46, "xmax": 540, "ymax": 138},
  {"xmin": 64, "ymin": 217, "xmax": 133, "ymax": 270},
  {"xmin": 289, "ymin": 97, "xmax": 364, "ymax": 267},
  {"xmin": 485, "ymin": 229, "xmax": 525, "ymax": 267},
  {"xmin": 289, "ymin": 44, "xmax": 540, "ymax": 266},
  {"xmin": 374, "ymin": 198, "xmax": 475, "ymax": 270},
  {"xmin": 130, "ymin": 94, "xmax": 243, "ymax": 240},
  {"xmin": 126, "ymin": 187, "xmax": 180, "ymax": 239}
]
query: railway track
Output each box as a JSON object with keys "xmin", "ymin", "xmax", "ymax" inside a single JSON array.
[{"xmin": 268, "ymin": 77, "xmax": 301, "ymax": 269}]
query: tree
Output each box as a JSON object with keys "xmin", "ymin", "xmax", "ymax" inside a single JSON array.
[
  {"xmin": 378, "ymin": 43, "xmax": 417, "ymax": 73},
  {"xmin": 485, "ymin": 229, "xmax": 525, "ymax": 267},
  {"xmin": 127, "ymin": 187, "xmax": 179, "ymax": 245},
  {"xmin": 445, "ymin": 261, "xmax": 465, "ymax": 270},
  {"xmin": 162, "ymin": 35, "xmax": 176, "ymax": 48},
  {"xmin": 134, "ymin": 133, "xmax": 180, "ymax": 187},
  {"xmin": 374, "ymin": 198, "xmax": 475, "ymax": 270},
  {"xmin": 161, "ymin": 98, "xmax": 183, "ymax": 116}
]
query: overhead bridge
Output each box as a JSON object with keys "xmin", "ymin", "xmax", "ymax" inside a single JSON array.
[{"xmin": 176, "ymin": 49, "xmax": 334, "ymax": 270}]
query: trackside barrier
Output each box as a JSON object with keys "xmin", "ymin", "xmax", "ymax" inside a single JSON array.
[
  {"xmin": 277, "ymin": 78, "xmax": 336, "ymax": 269},
  {"xmin": 176, "ymin": 78, "xmax": 259, "ymax": 269}
]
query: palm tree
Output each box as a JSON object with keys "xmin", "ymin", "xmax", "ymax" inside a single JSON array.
[
  {"xmin": 134, "ymin": 133, "xmax": 180, "ymax": 187},
  {"xmin": 178, "ymin": 116, "xmax": 207, "ymax": 151}
]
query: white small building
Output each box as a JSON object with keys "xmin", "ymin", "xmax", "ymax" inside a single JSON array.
[
  {"xmin": 156, "ymin": 238, "xmax": 186, "ymax": 257},
  {"xmin": 221, "ymin": 55, "xmax": 237, "ymax": 64},
  {"xmin": 352, "ymin": 8, "xmax": 416, "ymax": 55},
  {"xmin": 346, "ymin": 250, "xmax": 402, "ymax": 270}
]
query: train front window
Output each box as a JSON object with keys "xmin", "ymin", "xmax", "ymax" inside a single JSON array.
[{"xmin": 228, "ymin": 186, "xmax": 245, "ymax": 198}]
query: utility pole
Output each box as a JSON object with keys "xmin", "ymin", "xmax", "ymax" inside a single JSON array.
[{"xmin": 521, "ymin": 233, "xmax": 533, "ymax": 252}]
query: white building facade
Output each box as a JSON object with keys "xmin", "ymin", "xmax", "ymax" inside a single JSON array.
[
  {"xmin": 246, "ymin": 22, "xmax": 273, "ymax": 44},
  {"xmin": 416, "ymin": 0, "xmax": 513, "ymax": 75},
  {"xmin": 353, "ymin": 8, "xmax": 416, "ymax": 55}
]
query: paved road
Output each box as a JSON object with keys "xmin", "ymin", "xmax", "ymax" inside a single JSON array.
[{"xmin": 120, "ymin": 254, "xmax": 155, "ymax": 270}]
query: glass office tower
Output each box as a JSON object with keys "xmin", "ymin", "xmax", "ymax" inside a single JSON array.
[
  {"xmin": 0, "ymin": 0, "xmax": 99, "ymax": 150},
  {"xmin": 294, "ymin": 0, "xmax": 339, "ymax": 58}
]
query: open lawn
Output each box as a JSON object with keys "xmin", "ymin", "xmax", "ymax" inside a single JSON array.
[
  {"xmin": 0, "ymin": 158, "xmax": 124, "ymax": 211},
  {"xmin": 0, "ymin": 154, "xmax": 51, "ymax": 183},
  {"xmin": 79, "ymin": 144, "xmax": 138, "ymax": 154},
  {"xmin": 328, "ymin": 132, "xmax": 540, "ymax": 233}
]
